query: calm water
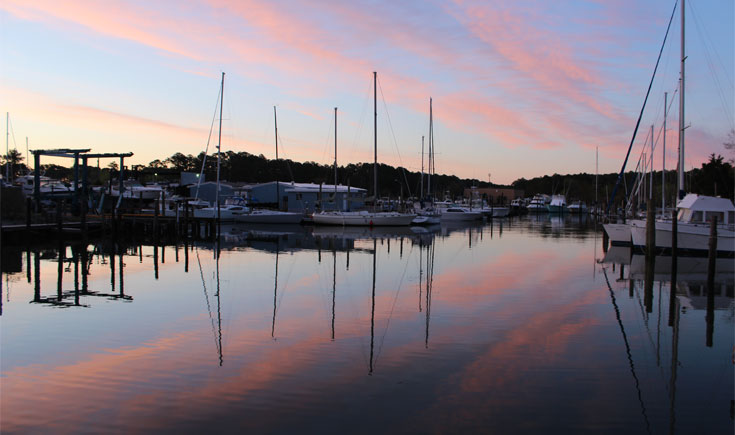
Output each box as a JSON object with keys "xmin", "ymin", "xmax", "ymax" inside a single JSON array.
[{"xmin": 1, "ymin": 215, "xmax": 733, "ymax": 434}]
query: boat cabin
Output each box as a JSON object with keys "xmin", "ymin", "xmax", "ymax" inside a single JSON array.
[{"xmin": 676, "ymin": 194, "xmax": 735, "ymax": 226}]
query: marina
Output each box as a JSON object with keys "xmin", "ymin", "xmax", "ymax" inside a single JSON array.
[
  {"xmin": 1, "ymin": 215, "xmax": 732, "ymax": 433},
  {"xmin": 2, "ymin": 0, "xmax": 733, "ymax": 432}
]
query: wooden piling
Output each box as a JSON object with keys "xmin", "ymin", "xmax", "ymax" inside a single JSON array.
[
  {"xmin": 26, "ymin": 197, "xmax": 32, "ymax": 231},
  {"xmin": 668, "ymin": 214, "xmax": 678, "ymax": 327},
  {"xmin": 645, "ymin": 199, "xmax": 655, "ymax": 258},
  {"xmin": 56, "ymin": 200, "xmax": 63, "ymax": 236},
  {"xmin": 80, "ymin": 198, "xmax": 87, "ymax": 233},
  {"xmin": 153, "ymin": 199, "xmax": 159, "ymax": 240},
  {"xmin": 707, "ymin": 216, "xmax": 717, "ymax": 293}
]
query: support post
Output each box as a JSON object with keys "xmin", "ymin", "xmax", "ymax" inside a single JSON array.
[{"xmin": 645, "ymin": 200, "xmax": 656, "ymax": 258}]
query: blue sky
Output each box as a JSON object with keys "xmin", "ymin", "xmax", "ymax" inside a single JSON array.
[{"xmin": 1, "ymin": 0, "xmax": 732, "ymax": 184}]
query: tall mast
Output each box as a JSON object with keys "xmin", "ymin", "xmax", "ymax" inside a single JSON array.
[
  {"xmin": 373, "ymin": 71, "xmax": 378, "ymax": 202},
  {"xmin": 334, "ymin": 107, "xmax": 338, "ymax": 201},
  {"xmin": 595, "ymin": 146, "xmax": 598, "ymax": 209},
  {"xmin": 649, "ymin": 124, "xmax": 654, "ymax": 200},
  {"xmin": 428, "ymin": 98, "xmax": 433, "ymax": 199},
  {"xmin": 274, "ymin": 105, "xmax": 279, "ymax": 210},
  {"xmin": 216, "ymin": 72, "xmax": 224, "ymax": 220},
  {"xmin": 662, "ymin": 92, "xmax": 667, "ymax": 213},
  {"xmin": 5, "ymin": 112, "xmax": 8, "ymax": 181},
  {"xmin": 678, "ymin": 0, "xmax": 685, "ymax": 199},
  {"xmin": 420, "ymin": 135, "xmax": 424, "ymax": 200}
]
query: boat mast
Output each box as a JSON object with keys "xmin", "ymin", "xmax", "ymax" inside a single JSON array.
[
  {"xmin": 678, "ymin": 0, "xmax": 685, "ymax": 199},
  {"xmin": 595, "ymin": 146, "xmax": 598, "ymax": 210},
  {"xmin": 5, "ymin": 112, "xmax": 9, "ymax": 181},
  {"xmin": 216, "ymin": 72, "xmax": 224, "ymax": 221},
  {"xmin": 274, "ymin": 106, "xmax": 281, "ymax": 210},
  {"xmin": 334, "ymin": 107, "xmax": 338, "ymax": 205},
  {"xmin": 373, "ymin": 72, "xmax": 378, "ymax": 204},
  {"xmin": 662, "ymin": 92, "xmax": 667, "ymax": 213},
  {"xmin": 420, "ymin": 135, "xmax": 424, "ymax": 200},
  {"xmin": 428, "ymin": 98, "xmax": 433, "ymax": 200},
  {"xmin": 650, "ymin": 124, "xmax": 654, "ymax": 201}
]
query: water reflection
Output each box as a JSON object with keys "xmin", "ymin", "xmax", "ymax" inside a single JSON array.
[{"xmin": 1, "ymin": 215, "xmax": 732, "ymax": 434}]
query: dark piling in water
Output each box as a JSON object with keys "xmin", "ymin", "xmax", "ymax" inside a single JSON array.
[
  {"xmin": 668, "ymin": 215, "xmax": 678, "ymax": 327},
  {"xmin": 705, "ymin": 216, "xmax": 717, "ymax": 347}
]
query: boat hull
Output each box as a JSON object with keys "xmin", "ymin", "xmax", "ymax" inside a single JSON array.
[
  {"xmin": 603, "ymin": 223, "xmax": 631, "ymax": 246},
  {"xmin": 313, "ymin": 211, "xmax": 416, "ymax": 226},
  {"xmin": 630, "ymin": 219, "xmax": 735, "ymax": 257},
  {"xmin": 526, "ymin": 204, "xmax": 547, "ymax": 213}
]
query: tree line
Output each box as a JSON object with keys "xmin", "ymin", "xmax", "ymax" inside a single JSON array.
[{"xmin": 3, "ymin": 149, "xmax": 732, "ymax": 205}]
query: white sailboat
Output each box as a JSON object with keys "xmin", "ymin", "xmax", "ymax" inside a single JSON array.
[
  {"xmin": 313, "ymin": 72, "xmax": 415, "ymax": 226},
  {"xmin": 630, "ymin": 0, "xmax": 735, "ymax": 257},
  {"xmin": 413, "ymin": 98, "xmax": 441, "ymax": 225},
  {"xmin": 630, "ymin": 194, "xmax": 735, "ymax": 256}
]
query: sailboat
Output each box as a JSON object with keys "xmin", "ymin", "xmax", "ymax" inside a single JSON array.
[
  {"xmin": 192, "ymin": 72, "xmax": 228, "ymax": 220},
  {"xmin": 413, "ymin": 98, "xmax": 441, "ymax": 225},
  {"xmin": 628, "ymin": 0, "xmax": 735, "ymax": 257},
  {"xmin": 313, "ymin": 72, "xmax": 416, "ymax": 226}
]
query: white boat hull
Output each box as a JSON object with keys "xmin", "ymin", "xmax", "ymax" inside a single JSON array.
[
  {"xmin": 603, "ymin": 223, "xmax": 631, "ymax": 246},
  {"xmin": 630, "ymin": 219, "xmax": 735, "ymax": 257},
  {"xmin": 312, "ymin": 211, "xmax": 416, "ymax": 226},
  {"xmin": 412, "ymin": 215, "xmax": 441, "ymax": 225}
]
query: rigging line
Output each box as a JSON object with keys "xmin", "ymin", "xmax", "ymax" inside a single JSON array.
[
  {"xmin": 602, "ymin": 267, "xmax": 653, "ymax": 435},
  {"xmin": 276, "ymin": 130, "xmax": 295, "ymax": 182},
  {"xmin": 689, "ymin": 0, "xmax": 734, "ymax": 91},
  {"xmin": 651, "ymin": 89, "xmax": 678, "ymax": 156},
  {"xmin": 374, "ymin": 243, "xmax": 415, "ymax": 366},
  {"xmin": 350, "ymin": 78, "xmax": 373, "ymax": 167},
  {"xmin": 196, "ymin": 247, "xmax": 220, "ymax": 356},
  {"xmin": 689, "ymin": 1, "xmax": 735, "ymax": 130},
  {"xmin": 8, "ymin": 115, "xmax": 18, "ymax": 151},
  {"xmin": 276, "ymin": 250, "xmax": 296, "ymax": 312},
  {"xmin": 195, "ymin": 82, "xmax": 223, "ymax": 200},
  {"xmin": 322, "ymin": 111, "xmax": 335, "ymax": 179},
  {"xmin": 607, "ymin": 0, "xmax": 678, "ymax": 214},
  {"xmin": 377, "ymin": 79, "xmax": 414, "ymax": 198}
]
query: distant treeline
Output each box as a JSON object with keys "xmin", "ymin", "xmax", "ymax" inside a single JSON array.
[
  {"xmin": 511, "ymin": 153, "xmax": 734, "ymax": 207},
  {"xmin": 5, "ymin": 151, "xmax": 732, "ymax": 205}
]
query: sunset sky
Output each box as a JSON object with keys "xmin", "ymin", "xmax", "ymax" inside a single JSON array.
[{"xmin": 1, "ymin": 0, "xmax": 732, "ymax": 185}]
